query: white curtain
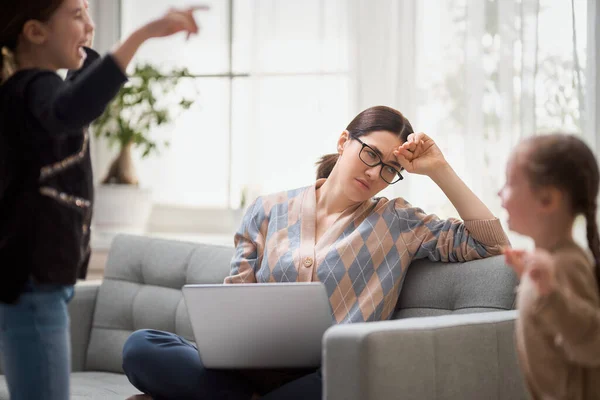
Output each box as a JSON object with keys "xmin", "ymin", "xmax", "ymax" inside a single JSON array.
[
  {"xmin": 350, "ymin": 0, "xmax": 592, "ymax": 247},
  {"xmin": 586, "ymin": 0, "xmax": 599, "ymax": 156},
  {"xmin": 234, "ymin": 0, "xmax": 352, "ymax": 205},
  {"xmin": 87, "ymin": 0, "xmax": 121, "ymax": 183},
  {"xmin": 103, "ymin": 0, "xmax": 596, "ymax": 241},
  {"xmin": 348, "ymin": 0, "xmax": 417, "ymax": 202},
  {"xmin": 586, "ymin": 0, "xmax": 600, "ymax": 226},
  {"xmin": 351, "ymin": 0, "xmax": 597, "ymax": 238}
]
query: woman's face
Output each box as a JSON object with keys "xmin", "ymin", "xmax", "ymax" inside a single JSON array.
[{"xmin": 334, "ymin": 130, "xmax": 403, "ymax": 202}]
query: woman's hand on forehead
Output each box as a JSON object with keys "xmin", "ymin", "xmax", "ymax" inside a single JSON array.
[
  {"xmin": 401, "ymin": 132, "xmax": 424, "ymax": 152},
  {"xmin": 393, "ymin": 132, "xmax": 447, "ymax": 176}
]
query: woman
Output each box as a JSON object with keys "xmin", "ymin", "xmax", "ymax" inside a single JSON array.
[{"xmin": 123, "ymin": 105, "xmax": 510, "ymax": 400}]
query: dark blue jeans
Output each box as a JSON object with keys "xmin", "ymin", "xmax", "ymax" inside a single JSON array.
[
  {"xmin": 122, "ymin": 329, "xmax": 322, "ymax": 400},
  {"xmin": 0, "ymin": 282, "xmax": 74, "ymax": 400}
]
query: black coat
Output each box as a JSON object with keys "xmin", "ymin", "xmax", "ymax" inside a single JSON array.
[{"xmin": 0, "ymin": 48, "xmax": 127, "ymax": 303}]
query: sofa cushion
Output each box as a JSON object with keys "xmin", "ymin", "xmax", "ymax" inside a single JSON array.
[
  {"xmin": 85, "ymin": 235, "xmax": 234, "ymax": 373},
  {"xmin": 393, "ymin": 255, "xmax": 517, "ymax": 319},
  {"xmin": 0, "ymin": 372, "xmax": 138, "ymax": 400}
]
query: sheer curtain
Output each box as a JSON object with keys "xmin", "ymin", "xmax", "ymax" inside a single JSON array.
[
  {"xmin": 586, "ymin": 0, "xmax": 600, "ymax": 156},
  {"xmin": 586, "ymin": 0, "xmax": 600, "ymax": 230},
  {"xmin": 87, "ymin": 0, "xmax": 120, "ymax": 184},
  {"xmin": 232, "ymin": 0, "xmax": 352, "ymax": 205},
  {"xmin": 105, "ymin": 0, "xmax": 596, "ymax": 241},
  {"xmin": 348, "ymin": 0, "xmax": 417, "ymax": 202},
  {"xmin": 350, "ymin": 0, "xmax": 593, "ymax": 247}
]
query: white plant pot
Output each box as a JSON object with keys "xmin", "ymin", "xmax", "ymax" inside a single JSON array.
[{"xmin": 93, "ymin": 184, "xmax": 153, "ymax": 237}]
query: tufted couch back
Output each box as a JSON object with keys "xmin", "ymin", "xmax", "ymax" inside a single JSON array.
[{"xmin": 84, "ymin": 234, "xmax": 517, "ymax": 373}]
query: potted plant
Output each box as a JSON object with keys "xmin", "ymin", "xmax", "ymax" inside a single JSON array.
[{"xmin": 91, "ymin": 63, "xmax": 195, "ymax": 235}]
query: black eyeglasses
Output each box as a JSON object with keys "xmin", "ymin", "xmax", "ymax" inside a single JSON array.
[{"xmin": 354, "ymin": 137, "xmax": 404, "ymax": 184}]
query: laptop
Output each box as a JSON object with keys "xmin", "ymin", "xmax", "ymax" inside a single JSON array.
[{"xmin": 182, "ymin": 282, "xmax": 334, "ymax": 369}]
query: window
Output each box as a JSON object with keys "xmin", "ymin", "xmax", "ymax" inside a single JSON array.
[
  {"xmin": 121, "ymin": 0, "xmax": 351, "ymax": 209},
  {"xmin": 409, "ymin": 0, "xmax": 588, "ymax": 216},
  {"xmin": 117, "ymin": 0, "xmax": 595, "ymax": 245},
  {"xmin": 409, "ymin": 0, "xmax": 590, "ymax": 247}
]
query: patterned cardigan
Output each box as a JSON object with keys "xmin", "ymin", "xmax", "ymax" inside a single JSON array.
[{"xmin": 225, "ymin": 179, "xmax": 510, "ymax": 323}]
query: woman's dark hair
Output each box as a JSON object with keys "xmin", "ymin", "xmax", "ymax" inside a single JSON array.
[
  {"xmin": 0, "ymin": 0, "xmax": 64, "ymax": 82},
  {"xmin": 522, "ymin": 133, "xmax": 600, "ymax": 290},
  {"xmin": 316, "ymin": 105, "xmax": 414, "ymax": 180}
]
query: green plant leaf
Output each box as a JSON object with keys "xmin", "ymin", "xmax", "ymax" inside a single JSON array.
[{"xmin": 91, "ymin": 63, "xmax": 198, "ymax": 160}]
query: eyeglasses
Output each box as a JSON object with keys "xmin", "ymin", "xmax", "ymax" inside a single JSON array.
[{"xmin": 354, "ymin": 137, "xmax": 404, "ymax": 184}]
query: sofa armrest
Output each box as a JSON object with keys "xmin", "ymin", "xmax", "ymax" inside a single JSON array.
[
  {"xmin": 323, "ymin": 310, "xmax": 527, "ymax": 400},
  {"xmin": 69, "ymin": 280, "xmax": 100, "ymax": 372}
]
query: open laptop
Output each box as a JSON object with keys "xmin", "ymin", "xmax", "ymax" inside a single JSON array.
[{"xmin": 182, "ymin": 282, "xmax": 334, "ymax": 369}]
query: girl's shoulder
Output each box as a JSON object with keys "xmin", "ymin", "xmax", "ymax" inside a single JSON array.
[
  {"xmin": 1, "ymin": 69, "xmax": 61, "ymax": 105},
  {"xmin": 553, "ymin": 242, "xmax": 594, "ymax": 269},
  {"xmin": 2, "ymin": 69, "xmax": 57, "ymax": 88},
  {"xmin": 553, "ymin": 243, "xmax": 598, "ymax": 295},
  {"xmin": 0, "ymin": 70, "xmax": 44, "ymax": 119}
]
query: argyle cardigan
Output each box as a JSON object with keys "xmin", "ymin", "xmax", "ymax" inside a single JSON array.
[{"xmin": 225, "ymin": 179, "xmax": 509, "ymax": 323}]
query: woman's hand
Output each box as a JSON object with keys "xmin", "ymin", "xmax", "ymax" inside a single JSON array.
[
  {"xmin": 393, "ymin": 132, "xmax": 448, "ymax": 177},
  {"xmin": 504, "ymin": 248, "xmax": 557, "ymax": 297},
  {"xmin": 396, "ymin": 132, "xmax": 497, "ymax": 222}
]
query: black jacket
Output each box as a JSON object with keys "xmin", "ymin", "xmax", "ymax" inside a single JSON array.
[{"xmin": 0, "ymin": 48, "xmax": 127, "ymax": 303}]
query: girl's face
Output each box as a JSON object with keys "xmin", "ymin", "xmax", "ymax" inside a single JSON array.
[
  {"xmin": 34, "ymin": 0, "xmax": 94, "ymax": 70},
  {"xmin": 335, "ymin": 130, "xmax": 403, "ymax": 202},
  {"xmin": 498, "ymin": 152, "xmax": 544, "ymax": 236}
]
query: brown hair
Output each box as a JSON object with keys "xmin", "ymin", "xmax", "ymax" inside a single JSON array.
[
  {"xmin": 316, "ymin": 106, "xmax": 414, "ymax": 179},
  {"xmin": 521, "ymin": 133, "xmax": 600, "ymax": 289},
  {"xmin": 0, "ymin": 0, "xmax": 64, "ymax": 82}
]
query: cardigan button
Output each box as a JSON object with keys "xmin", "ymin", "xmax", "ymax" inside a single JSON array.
[
  {"xmin": 554, "ymin": 334, "xmax": 564, "ymax": 347},
  {"xmin": 303, "ymin": 257, "xmax": 314, "ymax": 268}
]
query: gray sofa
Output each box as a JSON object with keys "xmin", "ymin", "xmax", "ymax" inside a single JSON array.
[{"xmin": 0, "ymin": 234, "xmax": 527, "ymax": 399}]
